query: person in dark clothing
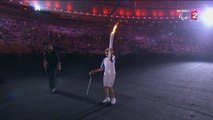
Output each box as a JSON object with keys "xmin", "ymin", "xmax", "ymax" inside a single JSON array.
[{"xmin": 43, "ymin": 44, "xmax": 61, "ymax": 93}]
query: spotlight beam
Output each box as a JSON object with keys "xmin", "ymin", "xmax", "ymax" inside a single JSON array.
[{"xmin": 201, "ymin": 7, "xmax": 213, "ymax": 27}]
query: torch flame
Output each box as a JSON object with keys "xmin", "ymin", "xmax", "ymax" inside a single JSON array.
[{"xmin": 111, "ymin": 23, "xmax": 119, "ymax": 34}]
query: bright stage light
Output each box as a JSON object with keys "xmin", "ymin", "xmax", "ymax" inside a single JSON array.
[
  {"xmin": 201, "ymin": 8, "xmax": 213, "ymax": 27},
  {"xmin": 34, "ymin": 5, "xmax": 41, "ymax": 11}
]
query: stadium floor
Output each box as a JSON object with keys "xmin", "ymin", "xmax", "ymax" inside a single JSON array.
[{"xmin": 1, "ymin": 55, "xmax": 213, "ymax": 120}]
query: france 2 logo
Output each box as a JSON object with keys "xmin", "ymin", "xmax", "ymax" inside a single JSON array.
[{"xmin": 191, "ymin": 11, "xmax": 198, "ymax": 20}]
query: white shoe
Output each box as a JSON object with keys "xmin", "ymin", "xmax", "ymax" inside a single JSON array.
[
  {"xmin": 111, "ymin": 98, "xmax": 116, "ymax": 104},
  {"xmin": 102, "ymin": 97, "xmax": 110, "ymax": 103}
]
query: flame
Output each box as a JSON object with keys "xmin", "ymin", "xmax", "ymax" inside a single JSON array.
[{"xmin": 111, "ymin": 23, "xmax": 119, "ymax": 34}]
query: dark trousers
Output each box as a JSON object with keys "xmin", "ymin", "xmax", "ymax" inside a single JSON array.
[{"xmin": 47, "ymin": 68, "xmax": 56, "ymax": 90}]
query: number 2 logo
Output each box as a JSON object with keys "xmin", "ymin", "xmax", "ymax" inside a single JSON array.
[{"xmin": 191, "ymin": 11, "xmax": 198, "ymax": 20}]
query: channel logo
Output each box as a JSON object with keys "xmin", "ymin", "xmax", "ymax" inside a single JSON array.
[
  {"xmin": 191, "ymin": 11, "xmax": 198, "ymax": 20},
  {"xmin": 177, "ymin": 9, "xmax": 198, "ymax": 20}
]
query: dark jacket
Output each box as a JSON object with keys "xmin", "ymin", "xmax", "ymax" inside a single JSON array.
[{"xmin": 43, "ymin": 50, "xmax": 60, "ymax": 69}]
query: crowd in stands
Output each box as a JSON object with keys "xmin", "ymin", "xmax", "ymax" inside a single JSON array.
[{"xmin": 0, "ymin": 12, "xmax": 212, "ymax": 55}]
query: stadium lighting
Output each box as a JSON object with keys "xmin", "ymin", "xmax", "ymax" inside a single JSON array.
[
  {"xmin": 201, "ymin": 8, "xmax": 213, "ymax": 27},
  {"xmin": 34, "ymin": 5, "xmax": 41, "ymax": 11}
]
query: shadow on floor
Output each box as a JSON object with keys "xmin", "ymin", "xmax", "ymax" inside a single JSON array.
[
  {"xmin": 71, "ymin": 103, "xmax": 111, "ymax": 120},
  {"xmin": 54, "ymin": 90, "xmax": 112, "ymax": 120},
  {"xmin": 55, "ymin": 101, "xmax": 111, "ymax": 120},
  {"xmin": 54, "ymin": 90, "xmax": 101, "ymax": 105}
]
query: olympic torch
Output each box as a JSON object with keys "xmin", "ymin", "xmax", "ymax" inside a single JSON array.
[{"xmin": 108, "ymin": 23, "xmax": 119, "ymax": 59}]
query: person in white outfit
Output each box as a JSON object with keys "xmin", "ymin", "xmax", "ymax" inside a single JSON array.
[{"xmin": 89, "ymin": 48, "xmax": 116, "ymax": 104}]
